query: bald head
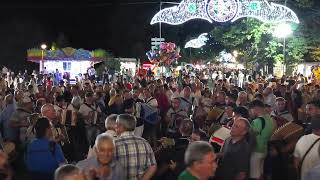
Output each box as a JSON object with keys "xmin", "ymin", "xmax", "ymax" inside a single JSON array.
[
  {"xmin": 54, "ymin": 164, "xmax": 84, "ymax": 180},
  {"xmin": 41, "ymin": 104, "xmax": 56, "ymax": 120}
]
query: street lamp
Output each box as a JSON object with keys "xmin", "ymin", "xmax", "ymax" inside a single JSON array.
[
  {"xmin": 41, "ymin": 44, "xmax": 47, "ymax": 50},
  {"xmin": 273, "ymin": 23, "xmax": 292, "ymax": 75},
  {"xmin": 273, "ymin": 23, "xmax": 292, "ymax": 39},
  {"xmin": 40, "ymin": 44, "xmax": 47, "ymax": 73}
]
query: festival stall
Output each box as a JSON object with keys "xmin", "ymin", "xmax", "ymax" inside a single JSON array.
[
  {"xmin": 27, "ymin": 47, "xmax": 106, "ymax": 79},
  {"xmin": 117, "ymin": 58, "xmax": 137, "ymax": 75}
]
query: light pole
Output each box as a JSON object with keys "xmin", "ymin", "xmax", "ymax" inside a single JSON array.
[
  {"xmin": 40, "ymin": 44, "xmax": 47, "ymax": 73},
  {"xmin": 158, "ymin": 1, "xmax": 180, "ymax": 39},
  {"xmin": 273, "ymin": 23, "xmax": 292, "ymax": 75}
]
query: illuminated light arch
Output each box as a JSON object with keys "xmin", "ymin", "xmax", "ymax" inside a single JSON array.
[
  {"xmin": 150, "ymin": 0, "xmax": 212, "ymax": 25},
  {"xmin": 231, "ymin": 0, "xmax": 300, "ymax": 23},
  {"xmin": 207, "ymin": 0, "xmax": 238, "ymax": 22},
  {"xmin": 185, "ymin": 33, "xmax": 209, "ymax": 48},
  {"xmin": 150, "ymin": 0, "xmax": 299, "ymax": 25}
]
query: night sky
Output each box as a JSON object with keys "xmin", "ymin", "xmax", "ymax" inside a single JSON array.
[
  {"xmin": 1, "ymin": 0, "xmax": 316, "ymax": 71},
  {"xmin": 0, "ymin": 0, "xmax": 215, "ymax": 71}
]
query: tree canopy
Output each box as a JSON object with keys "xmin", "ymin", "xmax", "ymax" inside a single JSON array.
[{"xmin": 178, "ymin": 0, "xmax": 320, "ymax": 72}]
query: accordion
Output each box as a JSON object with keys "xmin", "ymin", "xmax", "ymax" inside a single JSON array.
[
  {"xmin": 28, "ymin": 113, "xmax": 41, "ymax": 126},
  {"xmin": 53, "ymin": 125, "xmax": 70, "ymax": 146},
  {"xmin": 207, "ymin": 107, "xmax": 224, "ymax": 122},
  {"xmin": 270, "ymin": 122, "xmax": 304, "ymax": 142},
  {"xmin": 209, "ymin": 126, "xmax": 231, "ymax": 146},
  {"xmin": 87, "ymin": 111, "xmax": 99, "ymax": 125},
  {"xmin": 58, "ymin": 109, "xmax": 77, "ymax": 126}
]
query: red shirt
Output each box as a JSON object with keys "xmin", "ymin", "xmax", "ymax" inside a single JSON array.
[
  {"xmin": 155, "ymin": 92, "xmax": 169, "ymax": 112},
  {"xmin": 46, "ymin": 80, "xmax": 53, "ymax": 91},
  {"xmin": 125, "ymin": 83, "xmax": 132, "ymax": 90}
]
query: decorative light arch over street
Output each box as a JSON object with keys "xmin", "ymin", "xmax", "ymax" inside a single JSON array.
[
  {"xmin": 185, "ymin": 33, "xmax": 209, "ymax": 48},
  {"xmin": 150, "ymin": 0, "xmax": 299, "ymax": 25}
]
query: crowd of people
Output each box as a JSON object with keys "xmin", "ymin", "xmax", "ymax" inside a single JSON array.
[{"xmin": 0, "ymin": 65, "xmax": 319, "ymax": 180}]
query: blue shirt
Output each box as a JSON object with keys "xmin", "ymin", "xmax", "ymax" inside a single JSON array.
[
  {"xmin": 25, "ymin": 138, "xmax": 65, "ymax": 173},
  {"xmin": 0, "ymin": 104, "xmax": 16, "ymax": 140}
]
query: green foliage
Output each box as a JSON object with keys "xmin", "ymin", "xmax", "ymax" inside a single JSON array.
[
  {"xmin": 210, "ymin": 19, "xmax": 275, "ymax": 64},
  {"xmin": 50, "ymin": 42, "xmax": 57, "ymax": 51},
  {"xmin": 209, "ymin": 16, "xmax": 314, "ymax": 72},
  {"xmin": 286, "ymin": 35, "xmax": 308, "ymax": 63},
  {"xmin": 105, "ymin": 57, "xmax": 121, "ymax": 71},
  {"xmin": 310, "ymin": 47, "xmax": 320, "ymax": 61},
  {"xmin": 178, "ymin": 0, "xmax": 319, "ymax": 73},
  {"xmin": 96, "ymin": 56, "xmax": 121, "ymax": 76},
  {"xmin": 27, "ymin": 48, "xmax": 43, "ymax": 57},
  {"xmin": 91, "ymin": 49, "xmax": 107, "ymax": 58},
  {"xmin": 292, "ymin": 0, "xmax": 314, "ymax": 7}
]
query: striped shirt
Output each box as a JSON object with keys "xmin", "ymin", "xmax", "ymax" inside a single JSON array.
[{"xmin": 114, "ymin": 131, "xmax": 156, "ymax": 180}]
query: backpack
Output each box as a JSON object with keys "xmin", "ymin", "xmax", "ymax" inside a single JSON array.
[
  {"xmin": 135, "ymin": 102, "xmax": 160, "ymax": 125},
  {"xmin": 180, "ymin": 97, "xmax": 195, "ymax": 115},
  {"xmin": 24, "ymin": 141, "xmax": 57, "ymax": 165}
]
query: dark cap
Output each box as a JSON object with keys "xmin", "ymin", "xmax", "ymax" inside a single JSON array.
[{"xmin": 234, "ymin": 106, "xmax": 249, "ymax": 119}]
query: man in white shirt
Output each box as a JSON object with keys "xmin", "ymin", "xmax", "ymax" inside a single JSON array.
[
  {"xmin": 68, "ymin": 85, "xmax": 82, "ymax": 111},
  {"xmin": 294, "ymin": 116, "xmax": 320, "ymax": 180},
  {"xmin": 304, "ymin": 145, "xmax": 320, "ymax": 180},
  {"xmin": 43, "ymin": 67, "xmax": 48, "ymax": 75},
  {"xmin": 143, "ymin": 88, "xmax": 158, "ymax": 108},
  {"xmin": 87, "ymin": 114, "xmax": 118, "ymax": 158},
  {"xmin": 179, "ymin": 86, "xmax": 198, "ymax": 117},
  {"xmin": 87, "ymin": 66, "xmax": 96, "ymax": 82},
  {"xmin": 79, "ymin": 92, "xmax": 102, "ymax": 147}
]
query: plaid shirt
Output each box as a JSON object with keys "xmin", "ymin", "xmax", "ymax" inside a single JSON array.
[{"xmin": 114, "ymin": 131, "xmax": 156, "ymax": 180}]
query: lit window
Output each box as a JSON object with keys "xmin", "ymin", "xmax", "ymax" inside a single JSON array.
[{"xmin": 63, "ymin": 62, "xmax": 71, "ymax": 71}]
